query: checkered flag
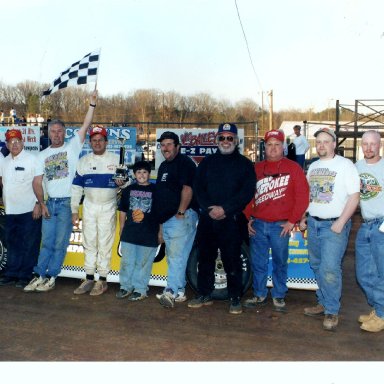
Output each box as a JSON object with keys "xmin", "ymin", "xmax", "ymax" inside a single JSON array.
[{"xmin": 42, "ymin": 49, "xmax": 100, "ymax": 96}]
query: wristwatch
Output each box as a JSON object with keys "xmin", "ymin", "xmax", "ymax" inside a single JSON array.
[{"xmin": 177, "ymin": 211, "xmax": 185, "ymax": 216}]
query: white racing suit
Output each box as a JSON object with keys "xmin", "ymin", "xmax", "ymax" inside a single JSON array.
[{"xmin": 71, "ymin": 151, "xmax": 120, "ymax": 278}]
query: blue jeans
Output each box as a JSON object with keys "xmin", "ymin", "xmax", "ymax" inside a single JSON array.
[
  {"xmin": 162, "ymin": 209, "xmax": 198, "ymax": 295},
  {"xmin": 34, "ymin": 198, "xmax": 73, "ymax": 278},
  {"xmin": 296, "ymin": 154, "xmax": 305, "ymax": 169},
  {"xmin": 5, "ymin": 212, "xmax": 41, "ymax": 281},
  {"xmin": 355, "ymin": 219, "xmax": 384, "ymax": 318},
  {"xmin": 250, "ymin": 219, "xmax": 290, "ymax": 299},
  {"xmin": 119, "ymin": 241, "xmax": 158, "ymax": 295},
  {"xmin": 307, "ymin": 216, "xmax": 351, "ymax": 315}
]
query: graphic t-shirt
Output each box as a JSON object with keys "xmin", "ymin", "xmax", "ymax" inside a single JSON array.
[
  {"xmin": 307, "ymin": 155, "xmax": 360, "ymax": 218},
  {"xmin": 356, "ymin": 158, "xmax": 384, "ymax": 220},
  {"xmin": 118, "ymin": 183, "xmax": 159, "ymax": 247},
  {"xmin": 36, "ymin": 133, "xmax": 82, "ymax": 198}
]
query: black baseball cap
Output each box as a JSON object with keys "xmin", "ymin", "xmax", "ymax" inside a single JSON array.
[{"xmin": 156, "ymin": 131, "xmax": 180, "ymax": 145}]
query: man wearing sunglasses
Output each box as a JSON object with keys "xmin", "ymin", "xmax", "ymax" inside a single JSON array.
[
  {"xmin": 244, "ymin": 129, "xmax": 309, "ymax": 313},
  {"xmin": 188, "ymin": 123, "xmax": 256, "ymax": 314}
]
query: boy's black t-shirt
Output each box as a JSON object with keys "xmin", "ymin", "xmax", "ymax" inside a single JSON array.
[{"xmin": 118, "ymin": 183, "xmax": 159, "ymax": 247}]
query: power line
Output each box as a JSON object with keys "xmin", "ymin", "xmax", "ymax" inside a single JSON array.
[{"xmin": 234, "ymin": 0, "xmax": 267, "ymax": 104}]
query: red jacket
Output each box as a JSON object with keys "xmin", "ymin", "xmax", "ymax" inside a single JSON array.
[{"xmin": 244, "ymin": 158, "xmax": 309, "ymax": 224}]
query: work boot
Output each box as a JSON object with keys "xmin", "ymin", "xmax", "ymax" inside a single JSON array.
[
  {"xmin": 304, "ymin": 304, "xmax": 324, "ymax": 317},
  {"xmin": 360, "ymin": 314, "xmax": 384, "ymax": 333},
  {"xmin": 323, "ymin": 314, "xmax": 338, "ymax": 331},
  {"xmin": 243, "ymin": 296, "xmax": 267, "ymax": 308},
  {"xmin": 358, "ymin": 310, "xmax": 375, "ymax": 323}
]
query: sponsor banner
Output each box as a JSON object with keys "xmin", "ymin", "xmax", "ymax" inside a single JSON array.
[
  {"xmin": 155, "ymin": 128, "xmax": 245, "ymax": 168},
  {"xmin": 66, "ymin": 126, "xmax": 137, "ymax": 164},
  {"xmin": 60, "ymin": 203, "xmax": 168, "ymax": 286},
  {"xmin": 268, "ymin": 228, "xmax": 317, "ymax": 290},
  {"xmin": 0, "ymin": 126, "xmax": 40, "ymax": 152}
]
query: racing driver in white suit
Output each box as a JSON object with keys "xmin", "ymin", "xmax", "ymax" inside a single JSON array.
[{"xmin": 71, "ymin": 125, "xmax": 126, "ymax": 296}]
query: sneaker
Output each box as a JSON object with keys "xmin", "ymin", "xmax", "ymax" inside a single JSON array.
[
  {"xmin": 128, "ymin": 291, "xmax": 147, "ymax": 301},
  {"xmin": 159, "ymin": 291, "xmax": 175, "ymax": 308},
  {"xmin": 24, "ymin": 276, "xmax": 45, "ymax": 292},
  {"xmin": 229, "ymin": 297, "xmax": 243, "ymax": 314},
  {"xmin": 175, "ymin": 292, "xmax": 187, "ymax": 302},
  {"xmin": 188, "ymin": 295, "xmax": 213, "ymax": 308},
  {"xmin": 74, "ymin": 279, "xmax": 94, "ymax": 295},
  {"xmin": 323, "ymin": 314, "xmax": 338, "ymax": 331},
  {"xmin": 304, "ymin": 304, "xmax": 325, "ymax": 317},
  {"xmin": 156, "ymin": 291, "xmax": 187, "ymax": 302},
  {"xmin": 358, "ymin": 310, "xmax": 376, "ymax": 323},
  {"xmin": 273, "ymin": 297, "xmax": 286, "ymax": 312},
  {"xmin": 243, "ymin": 296, "xmax": 267, "ymax": 308},
  {"xmin": 0, "ymin": 276, "xmax": 17, "ymax": 286},
  {"xmin": 116, "ymin": 288, "xmax": 132, "ymax": 299},
  {"xmin": 360, "ymin": 314, "xmax": 384, "ymax": 332},
  {"xmin": 35, "ymin": 277, "xmax": 56, "ymax": 292},
  {"xmin": 89, "ymin": 280, "xmax": 108, "ymax": 296}
]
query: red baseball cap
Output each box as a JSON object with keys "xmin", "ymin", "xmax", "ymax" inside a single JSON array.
[
  {"xmin": 5, "ymin": 129, "xmax": 22, "ymax": 141},
  {"xmin": 90, "ymin": 125, "xmax": 107, "ymax": 138},
  {"xmin": 264, "ymin": 130, "xmax": 284, "ymax": 143}
]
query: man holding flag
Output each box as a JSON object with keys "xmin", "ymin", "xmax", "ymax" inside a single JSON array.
[{"xmin": 24, "ymin": 89, "xmax": 98, "ymax": 292}]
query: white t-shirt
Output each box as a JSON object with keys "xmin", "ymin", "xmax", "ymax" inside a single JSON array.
[
  {"xmin": 293, "ymin": 134, "xmax": 310, "ymax": 155},
  {"xmin": 356, "ymin": 157, "xmax": 384, "ymax": 220},
  {"xmin": 36, "ymin": 133, "xmax": 83, "ymax": 198},
  {"xmin": 307, "ymin": 155, "xmax": 360, "ymax": 218},
  {"xmin": 0, "ymin": 149, "xmax": 41, "ymax": 214}
]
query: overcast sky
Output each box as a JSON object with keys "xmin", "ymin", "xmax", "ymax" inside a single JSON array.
[{"xmin": 2, "ymin": 0, "xmax": 384, "ymax": 111}]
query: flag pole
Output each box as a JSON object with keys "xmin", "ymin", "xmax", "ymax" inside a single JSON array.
[{"xmin": 94, "ymin": 47, "xmax": 101, "ymax": 91}]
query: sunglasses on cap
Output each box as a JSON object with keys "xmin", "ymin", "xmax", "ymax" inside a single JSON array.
[{"xmin": 217, "ymin": 135, "xmax": 234, "ymax": 142}]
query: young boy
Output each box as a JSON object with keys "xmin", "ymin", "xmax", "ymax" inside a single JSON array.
[{"xmin": 116, "ymin": 161, "xmax": 160, "ymax": 301}]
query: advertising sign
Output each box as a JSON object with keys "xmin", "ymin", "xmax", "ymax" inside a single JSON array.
[
  {"xmin": 155, "ymin": 128, "xmax": 245, "ymax": 168},
  {"xmin": 0, "ymin": 126, "xmax": 40, "ymax": 152}
]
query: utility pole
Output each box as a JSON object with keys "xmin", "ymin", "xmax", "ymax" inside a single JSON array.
[{"xmin": 268, "ymin": 90, "xmax": 273, "ymax": 131}]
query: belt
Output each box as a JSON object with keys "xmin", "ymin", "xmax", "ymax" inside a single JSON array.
[
  {"xmin": 363, "ymin": 217, "xmax": 384, "ymax": 225},
  {"xmin": 48, "ymin": 197, "xmax": 70, "ymax": 201},
  {"xmin": 310, "ymin": 215, "xmax": 338, "ymax": 222}
]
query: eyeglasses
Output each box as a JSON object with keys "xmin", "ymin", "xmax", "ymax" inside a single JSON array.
[
  {"xmin": 218, "ymin": 135, "xmax": 234, "ymax": 142},
  {"xmin": 9, "ymin": 139, "xmax": 22, "ymax": 145}
]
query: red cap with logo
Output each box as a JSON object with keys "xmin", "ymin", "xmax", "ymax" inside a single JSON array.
[
  {"xmin": 5, "ymin": 129, "xmax": 22, "ymax": 141},
  {"xmin": 264, "ymin": 130, "xmax": 284, "ymax": 143},
  {"xmin": 90, "ymin": 125, "xmax": 107, "ymax": 138}
]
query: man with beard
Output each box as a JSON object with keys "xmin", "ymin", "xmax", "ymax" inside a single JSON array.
[
  {"xmin": 300, "ymin": 127, "xmax": 360, "ymax": 331},
  {"xmin": 155, "ymin": 131, "xmax": 199, "ymax": 308},
  {"xmin": 355, "ymin": 130, "xmax": 384, "ymax": 332},
  {"xmin": 188, "ymin": 123, "xmax": 255, "ymax": 314}
]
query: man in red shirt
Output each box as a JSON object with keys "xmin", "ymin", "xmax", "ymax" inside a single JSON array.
[{"xmin": 244, "ymin": 129, "xmax": 309, "ymax": 312}]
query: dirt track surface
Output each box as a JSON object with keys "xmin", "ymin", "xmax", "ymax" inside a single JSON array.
[{"xmin": 0, "ymin": 214, "xmax": 383, "ymax": 365}]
